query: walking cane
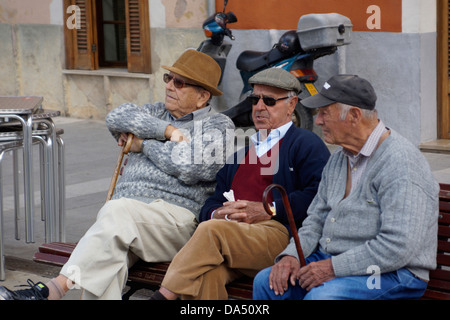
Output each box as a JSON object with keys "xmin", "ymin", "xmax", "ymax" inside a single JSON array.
[
  {"xmin": 262, "ymin": 184, "xmax": 306, "ymax": 267},
  {"xmin": 106, "ymin": 133, "xmax": 134, "ymax": 202}
]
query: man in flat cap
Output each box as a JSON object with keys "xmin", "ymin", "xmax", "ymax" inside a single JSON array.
[
  {"xmin": 0, "ymin": 49, "xmax": 235, "ymax": 300},
  {"xmin": 150, "ymin": 67, "xmax": 330, "ymax": 300},
  {"xmin": 253, "ymin": 74, "xmax": 439, "ymax": 300}
]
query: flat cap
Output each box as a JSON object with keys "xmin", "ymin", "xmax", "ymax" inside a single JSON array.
[{"xmin": 249, "ymin": 68, "xmax": 302, "ymax": 94}]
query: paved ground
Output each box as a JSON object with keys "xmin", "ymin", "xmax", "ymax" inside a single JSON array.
[{"xmin": 1, "ymin": 116, "xmax": 449, "ymax": 300}]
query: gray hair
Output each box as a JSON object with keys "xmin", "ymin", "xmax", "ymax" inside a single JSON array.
[
  {"xmin": 337, "ymin": 103, "xmax": 377, "ymax": 121},
  {"xmin": 286, "ymin": 90, "xmax": 298, "ymax": 103}
]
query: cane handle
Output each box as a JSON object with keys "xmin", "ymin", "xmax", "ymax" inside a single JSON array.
[{"xmin": 263, "ymin": 184, "xmax": 306, "ymax": 267}]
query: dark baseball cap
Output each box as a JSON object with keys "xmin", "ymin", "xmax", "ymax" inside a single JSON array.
[{"xmin": 300, "ymin": 75, "xmax": 377, "ymax": 110}]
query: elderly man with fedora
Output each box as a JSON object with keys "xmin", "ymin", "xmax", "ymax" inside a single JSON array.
[
  {"xmin": 0, "ymin": 49, "xmax": 234, "ymax": 300},
  {"xmin": 150, "ymin": 67, "xmax": 330, "ymax": 300},
  {"xmin": 253, "ymin": 74, "xmax": 439, "ymax": 300}
]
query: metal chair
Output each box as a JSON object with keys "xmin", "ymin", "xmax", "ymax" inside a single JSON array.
[
  {"xmin": 0, "ymin": 114, "xmax": 65, "ymax": 243},
  {"xmin": 0, "ymin": 140, "xmax": 23, "ymax": 280}
]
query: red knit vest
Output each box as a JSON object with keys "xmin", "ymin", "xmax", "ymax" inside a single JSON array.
[{"xmin": 231, "ymin": 140, "xmax": 282, "ymax": 203}]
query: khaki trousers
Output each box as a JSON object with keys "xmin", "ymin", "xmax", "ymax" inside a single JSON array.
[
  {"xmin": 60, "ymin": 198, "xmax": 197, "ymax": 300},
  {"xmin": 161, "ymin": 219, "xmax": 289, "ymax": 300}
]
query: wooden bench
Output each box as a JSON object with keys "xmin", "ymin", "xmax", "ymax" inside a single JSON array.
[
  {"xmin": 33, "ymin": 183, "xmax": 450, "ymax": 300},
  {"xmin": 421, "ymin": 183, "xmax": 450, "ymax": 299},
  {"xmin": 33, "ymin": 242, "xmax": 254, "ymax": 300}
]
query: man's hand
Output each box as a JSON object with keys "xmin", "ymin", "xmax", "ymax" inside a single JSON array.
[
  {"xmin": 118, "ymin": 133, "xmax": 143, "ymax": 153},
  {"xmin": 296, "ymin": 258, "xmax": 335, "ymax": 291},
  {"xmin": 269, "ymin": 257, "xmax": 336, "ymax": 296},
  {"xmin": 269, "ymin": 255, "xmax": 300, "ymax": 296},
  {"xmin": 165, "ymin": 124, "xmax": 190, "ymax": 142},
  {"xmin": 213, "ymin": 200, "xmax": 271, "ymax": 224}
]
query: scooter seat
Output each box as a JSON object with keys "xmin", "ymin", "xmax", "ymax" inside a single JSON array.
[{"xmin": 236, "ymin": 48, "xmax": 286, "ymax": 72}]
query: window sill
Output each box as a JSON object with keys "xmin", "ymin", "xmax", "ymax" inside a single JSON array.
[{"xmin": 62, "ymin": 68, "xmax": 152, "ymax": 79}]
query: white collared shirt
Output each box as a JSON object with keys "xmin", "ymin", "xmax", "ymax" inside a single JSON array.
[{"xmin": 250, "ymin": 121, "xmax": 293, "ymax": 157}]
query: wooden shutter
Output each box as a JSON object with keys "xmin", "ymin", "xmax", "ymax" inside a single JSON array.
[
  {"xmin": 438, "ymin": 0, "xmax": 450, "ymax": 139},
  {"xmin": 64, "ymin": 0, "xmax": 98, "ymax": 70},
  {"xmin": 126, "ymin": 0, "xmax": 151, "ymax": 73}
]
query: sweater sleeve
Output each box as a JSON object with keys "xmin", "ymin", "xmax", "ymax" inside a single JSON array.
[
  {"xmin": 142, "ymin": 113, "xmax": 235, "ymax": 185},
  {"xmin": 105, "ymin": 102, "xmax": 170, "ymax": 141}
]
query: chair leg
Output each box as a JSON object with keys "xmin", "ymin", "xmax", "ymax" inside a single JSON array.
[
  {"xmin": 13, "ymin": 149, "xmax": 20, "ymax": 241},
  {"xmin": 0, "ymin": 151, "xmax": 6, "ymax": 281},
  {"xmin": 57, "ymin": 136, "xmax": 65, "ymax": 242}
]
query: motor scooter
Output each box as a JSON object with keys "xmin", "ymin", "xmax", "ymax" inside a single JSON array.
[
  {"xmin": 198, "ymin": 1, "xmax": 352, "ymax": 130},
  {"xmin": 197, "ymin": 0, "xmax": 237, "ymax": 85}
]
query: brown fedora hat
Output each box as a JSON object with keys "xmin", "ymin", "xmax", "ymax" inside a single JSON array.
[{"xmin": 162, "ymin": 49, "xmax": 223, "ymax": 96}]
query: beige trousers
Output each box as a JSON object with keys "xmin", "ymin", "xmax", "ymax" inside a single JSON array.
[
  {"xmin": 60, "ymin": 198, "xmax": 197, "ymax": 300},
  {"xmin": 161, "ymin": 219, "xmax": 290, "ymax": 300}
]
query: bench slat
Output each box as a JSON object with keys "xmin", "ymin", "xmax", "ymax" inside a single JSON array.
[
  {"xmin": 429, "ymin": 268, "xmax": 450, "ymax": 282},
  {"xmin": 422, "ymin": 289, "xmax": 450, "ymax": 300},
  {"xmin": 438, "ymin": 225, "xmax": 450, "ymax": 239},
  {"xmin": 437, "ymin": 253, "xmax": 450, "ymax": 267},
  {"xmin": 38, "ymin": 242, "xmax": 77, "ymax": 257},
  {"xmin": 427, "ymin": 278, "xmax": 450, "ymax": 292},
  {"xmin": 33, "ymin": 252, "xmax": 70, "ymax": 267},
  {"xmin": 440, "ymin": 202, "xmax": 450, "ymax": 214},
  {"xmin": 437, "ymin": 240, "xmax": 450, "ymax": 254}
]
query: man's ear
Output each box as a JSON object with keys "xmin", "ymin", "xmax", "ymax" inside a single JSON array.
[
  {"xmin": 349, "ymin": 107, "xmax": 362, "ymax": 123},
  {"xmin": 288, "ymin": 96, "xmax": 298, "ymax": 115},
  {"xmin": 197, "ymin": 89, "xmax": 211, "ymax": 108}
]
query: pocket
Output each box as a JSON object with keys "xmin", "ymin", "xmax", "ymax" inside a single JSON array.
[{"xmin": 397, "ymin": 268, "xmax": 427, "ymax": 290}]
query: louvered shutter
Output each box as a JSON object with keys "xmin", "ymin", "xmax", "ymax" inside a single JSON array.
[
  {"xmin": 438, "ymin": 0, "xmax": 450, "ymax": 138},
  {"xmin": 126, "ymin": 0, "xmax": 151, "ymax": 73},
  {"xmin": 64, "ymin": 0, "xmax": 98, "ymax": 70}
]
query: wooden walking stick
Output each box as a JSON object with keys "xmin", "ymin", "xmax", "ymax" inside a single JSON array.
[
  {"xmin": 262, "ymin": 184, "xmax": 306, "ymax": 267},
  {"xmin": 106, "ymin": 133, "xmax": 134, "ymax": 202}
]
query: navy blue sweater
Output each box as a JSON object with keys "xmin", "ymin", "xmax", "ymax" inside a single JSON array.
[{"xmin": 199, "ymin": 125, "xmax": 330, "ymax": 232}]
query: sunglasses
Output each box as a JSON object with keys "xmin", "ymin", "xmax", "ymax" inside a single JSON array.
[
  {"xmin": 247, "ymin": 94, "xmax": 290, "ymax": 107},
  {"xmin": 163, "ymin": 73, "xmax": 203, "ymax": 89}
]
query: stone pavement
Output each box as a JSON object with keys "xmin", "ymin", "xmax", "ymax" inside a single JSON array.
[{"xmin": 0, "ymin": 116, "xmax": 449, "ymax": 300}]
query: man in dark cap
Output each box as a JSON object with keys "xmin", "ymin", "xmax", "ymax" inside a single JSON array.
[
  {"xmin": 253, "ymin": 74, "xmax": 439, "ymax": 300},
  {"xmin": 150, "ymin": 67, "xmax": 330, "ymax": 300},
  {"xmin": 0, "ymin": 49, "xmax": 235, "ymax": 300}
]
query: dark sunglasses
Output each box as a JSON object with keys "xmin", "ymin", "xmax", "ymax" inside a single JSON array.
[
  {"xmin": 247, "ymin": 94, "xmax": 290, "ymax": 107},
  {"xmin": 163, "ymin": 73, "xmax": 203, "ymax": 89}
]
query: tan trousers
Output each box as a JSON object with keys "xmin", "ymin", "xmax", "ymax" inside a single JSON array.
[
  {"xmin": 161, "ymin": 219, "xmax": 289, "ymax": 300},
  {"xmin": 60, "ymin": 198, "xmax": 197, "ymax": 299}
]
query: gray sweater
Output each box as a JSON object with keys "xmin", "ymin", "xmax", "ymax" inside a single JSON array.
[
  {"xmin": 105, "ymin": 102, "xmax": 235, "ymax": 219},
  {"xmin": 280, "ymin": 130, "xmax": 439, "ymax": 281}
]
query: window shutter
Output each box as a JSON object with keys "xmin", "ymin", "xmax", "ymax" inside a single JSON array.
[
  {"xmin": 126, "ymin": 0, "xmax": 151, "ymax": 73},
  {"xmin": 438, "ymin": 0, "xmax": 450, "ymax": 138},
  {"xmin": 64, "ymin": 0, "xmax": 98, "ymax": 70}
]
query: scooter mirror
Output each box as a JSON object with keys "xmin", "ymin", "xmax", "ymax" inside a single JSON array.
[{"xmin": 215, "ymin": 13, "xmax": 226, "ymax": 29}]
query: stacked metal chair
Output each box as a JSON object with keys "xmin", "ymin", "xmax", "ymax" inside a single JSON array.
[{"xmin": 0, "ymin": 97, "xmax": 65, "ymax": 280}]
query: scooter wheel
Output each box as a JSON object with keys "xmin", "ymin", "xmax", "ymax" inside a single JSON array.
[{"xmin": 292, "ymin": 103, "xmax": 313, "ymax": 131}]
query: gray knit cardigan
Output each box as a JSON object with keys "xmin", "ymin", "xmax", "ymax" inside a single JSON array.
[
  {"xmin": 105, "ymin": 102, "xmax": 235, "ymax": 219},
  {"xmin": 280, "ymin": 130, "xmax": 439, "ymax": 281}
]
